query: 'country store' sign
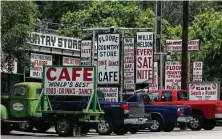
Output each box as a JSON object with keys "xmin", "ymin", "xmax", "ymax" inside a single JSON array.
[{"xmin": 28, "ymin": 32, "xmax": 81, "ymax": 51}]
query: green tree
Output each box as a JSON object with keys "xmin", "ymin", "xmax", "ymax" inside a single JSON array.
[
  {"xmin": 1, "ymin": 1, "xmax": 39, "ymax": 72},
  {"xmin": 189, "ymin": 9, "xmax": 222, "ymax": 81}
]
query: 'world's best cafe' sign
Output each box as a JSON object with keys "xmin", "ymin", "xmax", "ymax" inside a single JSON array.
[{"xmin": 28, "ymin": 32, "xmax": 81, "ymax": 51}]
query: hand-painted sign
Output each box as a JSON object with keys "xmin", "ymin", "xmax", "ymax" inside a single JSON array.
[
  {"xmin": 81, "ymin": 40, "xmax": 92, "ymax": 66},
  {"xmin": 99, "ymin": 87, "xmax": 118, "ymax": 102},
  {"xmin": 124, "ymin": 38, "xmax": 135, "ymax": 90},
  {"xmin": 165, "ymin": 61, "xmax": 181, "ymax": 89},
  {"xmin": 188, "ymin": 82, "xmax": 220, "ymax": 100},
  {"xmin": 30, "ymin": 53, "xmax": 52, "ymax": 78},
  {"xmin": 149, "ymin": 62, "xmax": 158, "ymax": 90},
  {"xmin": 193, "ymin": 61, "xmax": 203, "ymax": 82},
  {"xmin": 136, "ymin": 32, "xmax": 154, "ymax": 84},
  {"xmin": 166, "ymin": 40, "xmax": 200, "ymax": 52},
  {"xmin": 29, "ymin": 32, "xmax": 81, "ymax": 50},
  {"xmin": 63, "ymin": 56, "xmax": 80, "ymax": 66},
  {"xmin": 97, "ymin": 34, "xmax": 120, "ymax": 84},
  {"xmin": 43, "ymin": 66, "xmax": 95, "ymax": 95}
]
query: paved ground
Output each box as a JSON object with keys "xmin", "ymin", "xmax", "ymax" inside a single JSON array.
[{"xmin": 1, "ymin": 127, "xmax": 222, "ymax": 139}]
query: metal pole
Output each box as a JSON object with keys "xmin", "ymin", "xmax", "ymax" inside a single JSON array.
[
  {"xmin": 23, "ymin": 67, "xmax": 25, "ymax": 82},
  {"xmin": 160, "ymin": 53, "xmax": 163, "ymax": 89},
  {"xmin": 120, "ymin": 31, "xmax": 125, "ymax": 102},
  {"xmin": 92, "ymin": 30, "xmax": 95, "ymax": 66}
]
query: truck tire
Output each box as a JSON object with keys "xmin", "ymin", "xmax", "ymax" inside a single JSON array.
[
  {"xmin": 164, "ymin": 123, "xmax": 175, "ymax": 132},
  {"xmin": 35, "ymin": 124, "xmax": 51, "ymax": 133},
  {"xmin": 96, "ymin": 117, "xmax": 113, "ymax": 135},
  {"xmin": 149, "ymin": 116, "xmax": 163, "ymax": 132},
  {"xmin": 203, "ymin": 120, "xmax": 215, "ymax": 130},
  {"xmin": 129, "ymin": 127, "xmax": 139, "ymax": 134},
  {"xmin": 55, "ymin": 119, "xmax": 73, "ymax": 137},
  {"xmin": 188, "ymin": 115, "xmax": 203, "ymax": 131}
]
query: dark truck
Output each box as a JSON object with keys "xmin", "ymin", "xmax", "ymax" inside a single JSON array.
[
  {"xmin": 49, "ymin": 90, "xmax": 151, "ymax": 135},
  {"xmin": 122, "ymin": 92, "xmax": 193, "ymax": 132}
]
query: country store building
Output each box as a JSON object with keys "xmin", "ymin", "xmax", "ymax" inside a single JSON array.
[{"xmin": 1, "ymin": 32, "xmax": 98, "ymax": 95}]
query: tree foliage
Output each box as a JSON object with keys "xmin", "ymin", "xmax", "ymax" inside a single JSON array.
[{"xmin": 1, "ymin": 1, "xmax": 39, "ymax": 72}]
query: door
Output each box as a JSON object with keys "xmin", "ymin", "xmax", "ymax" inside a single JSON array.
[{"xmin": 9, "ymin": 86, "xmax": 28, "ymax": 118}]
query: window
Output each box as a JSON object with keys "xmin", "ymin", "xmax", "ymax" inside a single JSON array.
[
  {"xmin": 177, "ymin": 91, "xmax": 188, "ymax": 101},
  {"xmin": 36, "ymin": 89, "xmax": 42, "ymax": 94},
  {"xmin": 12, "ymin": 86, "xmax": 28, "ymax": 96},
  {"xmin": 162, "ymin": 91, "xmax": 172, "ymax": 101},
  {"xmin": 148, "ymin": 92, "xmax": 160, "ymax": 102}
]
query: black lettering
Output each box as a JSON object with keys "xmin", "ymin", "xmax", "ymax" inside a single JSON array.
[
  {"xmin": 46, "ymin": 36, "xmax": 51, "ymax": 46},
  {"xmin": 68, "ymin": 39, "xmax": 72, "ymax": 49},
  {"xmin": 58, "ymin": 38, "xmax": 63, "ymax": 47},
  {"xmin": 64, "ymin": 39, "xmax": 67, "ymax": 48}
]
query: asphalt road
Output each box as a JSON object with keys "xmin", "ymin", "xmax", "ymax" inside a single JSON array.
[{"xmin": 1, "ymin": 127, "xmax": 222, "ymax": 139}]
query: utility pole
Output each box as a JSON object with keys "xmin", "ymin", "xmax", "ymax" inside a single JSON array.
[
  {"xmin": 181, "ymin": 1, "xmax": 189, "ymax": 90},
  {"xmin": 156, "ymin": 0, "xmax": 162, "ymax": 89}
]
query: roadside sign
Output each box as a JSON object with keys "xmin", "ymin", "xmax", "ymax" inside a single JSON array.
[
  {"xmin": 193, "ymin": 61, "xmax": 203, "ymax": 82},
  {"xmin": 166, "ymin": 39, "xmax": 200, "ymax": 52},
  {"xmin": 188, "ymin": 81, "xmax": 220, "ymax": 100},
  {"xmin": 165, "ymin": 61, "xmax": 181, "ymax": 89},
  {"xmin": 98, "ymin": 87, "xmax": 118, "ymax": 102},
  {"xmin": 43, "ymin": 66, "xmax": 96, "ymax": 96}
]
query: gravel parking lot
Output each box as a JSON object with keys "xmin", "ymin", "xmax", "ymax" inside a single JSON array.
[{"xmin": 1, "ymin": 127, "xmax": 222, "ymax": 139}]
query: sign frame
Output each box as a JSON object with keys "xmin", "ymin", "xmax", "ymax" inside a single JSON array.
[
  {"xmin": 97, "ymin": 33, "xmax": 120, "ymax": 85},
  {"xmin": 187, "ymin": 81, "xmax": 220, "ymax": 100},
  {"xmin": 42, "ymin": 65, "xmax": 97, "ymax": 96}
]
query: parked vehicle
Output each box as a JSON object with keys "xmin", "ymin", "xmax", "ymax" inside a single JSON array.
[
  {"xmin": 49, "ymin": 90, "xmax": 150, "ymax": 135},
  {"xmin": 147, "ymin": 89, "xmax": 222, "ymax": 131},
  {"xmin": 1, "ymin": 82, "xmax": 51, "ymax": 133},
  {"xmin": 122, "ymin": 92, "xmax": 193, "ymax": 132}
]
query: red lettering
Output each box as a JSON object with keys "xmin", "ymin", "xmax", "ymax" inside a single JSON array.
[
  {"xmin": 46, "ymin": 67, "xmax": 56, "ymax": 81},
  {"xmin": 72, "ymin": 68, "xmax": 81, "ymax": 81},
  {"xmin": 58, "ymin": 68, "xmax": 71, "ymax": 81},
  {"xmin": 137, "ymin": 70, "xmax": 152, "ymax": 80},
  {"xmin": 84, "ymin": 68, "xmax": 93, "ymax": 81},
  {"xmin": 137, "ymin": 57, "xmax": 142, "ymax": 68}
]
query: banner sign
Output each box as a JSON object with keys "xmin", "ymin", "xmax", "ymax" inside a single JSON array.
[
  {"xmin": 30, "ymin": 53, "xmax": 52, "ymax": 78},
  {"xmin": 99, "ymin": 87, "xmax": 118, "ymax": 102},
  {"xmin": 63, "ymin": 56, "xmax": 80, "ymax": 66},
  {"xmin": 188, "ymin": 82, "xmax": 220, "ymax": 100},
  {"xmin": 29, "ymin": 32, "xmax": 81, "ymax": 51},
  {"xmin": 123, "ymin": 38, "xmax": 135, "ymax": 90},
  {"xmin": 149, "ymin": 62, "xmax": 158, "ymax": 91},
  {"xmin": 43, "ymin": 66, "xmax": 95, "ymax": 95},
  {"xmin": 165, "ymin": 61, "xmax": 181, "ymax": 89},
  {"xmin": 136, "ymin": 32, "xmax": 154, "ymax": 84},
  {"xmin": 97, "ymin": 34, "xmax": 120, "ymax": 84},
  {"xmin": 166, "ymin": 39, "xmax": 200, "ymax": 52},
  {"xmin": 81, "ymin": 40, "xmax": 92, "ymax": 66},
  {"xmin": 193, "ymin": 61, "xmax": 203, "ymax": 82}
]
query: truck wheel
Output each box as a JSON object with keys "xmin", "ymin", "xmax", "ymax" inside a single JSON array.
[
  {"xmin": 96, "ymin": 117, "xmax": 113, "ymax": 135},
  {"xmin": 129, "ymin": 127, "xmax": 139, "ymax": 134},
  {"xmin": 188, "ymin": 115, "xmax": 203, "ymax": 131},
  {"xmin": 1, "ymin": 122, "xmax": 11, "ymax": 135},
  {"xmin": 203, "ymin": 120, "xmax": 215, "ymax": 130},
  {"xmin": 55, "ymin": 119, "xmax": 73, "ymax": 137},
  {"xmin": 35, "ymin": 124, "xmax": 51, "ymax": 133},
  {"xmin": 149, "ymin": 116, "xmax": 163, "ymax": 132},
  {"xmin": 164, "ymin": 123, "xmax": 175, "ymax": 132},
  {"xmin": 17, "ymin": 120, "xmax": 34, "ymax": 132}
]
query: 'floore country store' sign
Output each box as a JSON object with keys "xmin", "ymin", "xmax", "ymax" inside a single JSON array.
[
  {"xmin": 97, "ymin": 34, "xmax": 120, "ymax": 84},
  {"xmin": 29, "ymin": 32, "xmax": 81, "ymax": 50},
  {"xmin": 136, "ymin": 32, "xmax": 154, "ymax": 84}
]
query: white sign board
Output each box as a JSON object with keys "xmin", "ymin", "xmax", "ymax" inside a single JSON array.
[
  {"xmin": 149, "ymin": 62, "xmax": 158, "ymax": 91},
  {"xmin": 97, "ymin": 34, "xmax": 120, "ymax": 84},
  {"xmin": 136, "ymin": 32, "xmax": 154, "ymax": 84},
  {"xmin": 99, "ymin": 87, "xmax": 118, "ymax": 102},
  {"xmin": 63, "ymin": 56, "xmax": 80, "ymax": 66},
  {"xmin": 166, "ymin": 39, "xmax": 200, "ymax": 52},
  {"xmin": 30, "ymin": 53, "xmax": 52, "ymax": 78},
  {"xmin": 124, "ymin": 38, "xmax": 135, "ymax": 90},
  {"xmin": 188, "ymin": 82, "xmax": 220, "ymax": 100},
  {"xmin": 81, "ymin": 40, "xmax": 92, "ymax": 66},
  {"xmin": 29, "ymin": 32, "xmax": 81, "ymax": 51},
  {"xmin": 193, "ymin": 61, "xmax": 203, "ymax": 82},
  {"xmin": 165, "ymin": 61, "xmax": 181, "ymax": 89},
  {"xmin": 43, "ymin": 66, "xmax": 95, "ymax": 95}
]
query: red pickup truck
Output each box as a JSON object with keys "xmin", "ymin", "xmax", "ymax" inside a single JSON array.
[{"xmin": 146, "ymin": 89, "xmax": 222, "ymax": 131}]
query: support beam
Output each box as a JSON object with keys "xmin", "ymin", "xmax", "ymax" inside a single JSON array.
[{"xmin": 181, "ymin": 1, "xmax": 189, "ymax": 90}]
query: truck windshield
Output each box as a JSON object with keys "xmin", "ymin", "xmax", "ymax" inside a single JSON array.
[{"xmin": 12, "ymin": 86, "xmax": 28, "ymax": 96}]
